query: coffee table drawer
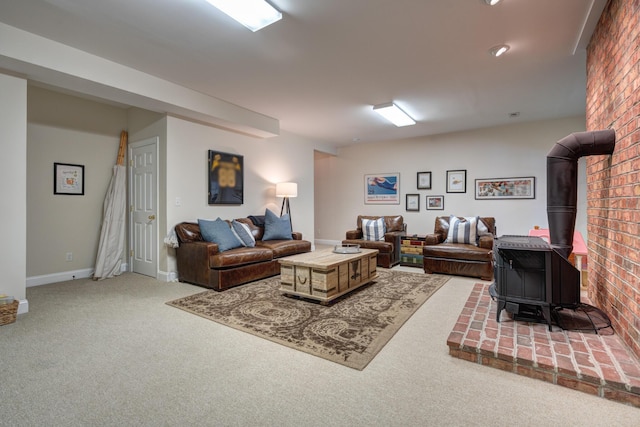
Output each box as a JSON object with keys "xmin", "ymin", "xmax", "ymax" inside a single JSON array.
[
  {"xmin": 311, "ymin": 267, "xmax": 338, "ymax": 298},
  {"xmin": 280, "ymin": 265, "xmax": 311, "ymax": 294}
]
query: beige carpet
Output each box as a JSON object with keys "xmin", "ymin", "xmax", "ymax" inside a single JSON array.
[{"xmin": 167, "ymin": 269, "xmax": 449, "ymax": 370}]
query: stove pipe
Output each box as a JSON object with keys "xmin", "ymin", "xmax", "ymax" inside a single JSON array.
[{"xmin": 547, "ymin": 129, "xmax": 615, "ymax": 259}]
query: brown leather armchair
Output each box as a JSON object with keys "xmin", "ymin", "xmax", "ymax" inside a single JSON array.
[
  {"xmin": 422, "ymin": 216, "xmax": 495, "ymax": 281},
  {"xmin": 342, "ymin": 215, "xmax": 406, "ymax": 268}
]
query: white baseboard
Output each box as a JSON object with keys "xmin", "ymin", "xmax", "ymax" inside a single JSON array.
[
  {"xmin": 26, "ymin": 262, "xmax": 129, "ymax": 288},
  {"xmin": 26, "ymin": 268, "xmax": 95, "ymax": 287},
  {"xmin": 158, "ymin": 270, "xmax": 177, "ymax": 282},
  {"xmin": 18, "ymin": 299, "xmax": 29, "ymax": 315},
  {"xmin": 315, "ymin": 239, "xmax": 341, "ymax": 247}
]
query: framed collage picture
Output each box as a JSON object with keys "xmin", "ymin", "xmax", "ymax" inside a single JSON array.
[{"xmin": 475, "ymin": 176, "xmax": 535, "ymax": 200}]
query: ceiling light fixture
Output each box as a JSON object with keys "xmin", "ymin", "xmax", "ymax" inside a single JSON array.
[
  {"xmin": 206, "ymin": 0, "xmax": 282, "ymax": 32},
  {"xmin": 484, "ymin": 0, "xmax": 502, "ymax": 5},
  {"xmin": 489, "ymin": 44, "xmax": 510, "ymax": 57},
  {"xmin": 372, "ymin": 102, "xmax": 416, "ymax": 127}
]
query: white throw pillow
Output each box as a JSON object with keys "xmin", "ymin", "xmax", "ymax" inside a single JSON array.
[
  {"xmin": 362, "ymin": 218, "xmax": 386, "ymax": 241},
  {"xmin": 445, "ymin": 215, "xmax": 478, "ymax": 246},
  {"xmin": 477, "ymin": 219, "xmax": 492, "ymax": 237}
]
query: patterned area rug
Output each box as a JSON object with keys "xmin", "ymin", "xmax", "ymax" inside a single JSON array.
[{"xmin": 166, "ymin": 269, "xmax": 449, "ymax": 370}]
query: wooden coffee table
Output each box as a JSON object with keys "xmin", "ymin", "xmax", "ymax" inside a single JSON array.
[{"xmin": 279, "ymin": 248, "xmax": 378, "ymax": 303}]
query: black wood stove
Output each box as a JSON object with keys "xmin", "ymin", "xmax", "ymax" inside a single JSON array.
[
  {"xmin": 490, "ymin": 129, "xmax": 616, "ymax": 331},
  {"xmin": 491, "ymin": 235, "xmax": 580, "ymax": 330}
]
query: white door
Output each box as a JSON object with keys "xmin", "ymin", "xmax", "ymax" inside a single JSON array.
[{"xmin": 129, "ymin": 137, "xmax": 158, "ymax": 278}]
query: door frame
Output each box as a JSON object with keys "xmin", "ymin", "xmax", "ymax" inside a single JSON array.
[{"xmin": 128, "ymin": 136, "xmax": 159, "ymax": 278}]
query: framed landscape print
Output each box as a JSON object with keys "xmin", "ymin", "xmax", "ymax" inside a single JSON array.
[
  {"xmin": 417, "ymin": 171, "xmax": 432, "ymax": 189},
  {"xmin": 54, "ymin": 162, "xmax": 84, "ymax": 195},
  {"xmin": 208, "ymin": 150, "xmax": 244, "ymax": 204},
  {"xmin": 426, "ymin": 195, "xmax": 444, "ymax": 210},
  {"xmin": 406, "ymin": 194, "xmax": 420, "ymax": 211},
  {"xmin": 475, "ymin": 176, "xmax": 535, "ymax": 200},
  {"xmin": 446, "ymin": 170, "xmax": 466, "ymax": 193},
  {"xmin": 365, "ymin": 173, "xmax": 400, "ymax": 204}
]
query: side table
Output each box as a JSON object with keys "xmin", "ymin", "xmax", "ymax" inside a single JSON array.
[{"xmin": 400, "ymin": 235, "xmax": 426, "ymax": 267}]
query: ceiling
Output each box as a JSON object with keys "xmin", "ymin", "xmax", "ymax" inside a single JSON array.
[{"xmin": 0, "ymin": 0, "xmax": 606, "ymax": 146}]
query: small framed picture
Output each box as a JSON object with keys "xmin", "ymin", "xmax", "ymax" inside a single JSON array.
[
  {"xmin": 446, "ymin": 170, "xmax": 467, "ymax": 193},
  {"xmin": 426, "ymin": 195, "xmax": 444, "ymax": 210},
  {"xmin": 417, "ymin": 171, "xmax": 432, "ymax": 189},
  {"xmin": 406, "ymin": 194, "xmax": 420, "ymax": 211},
  {"xmin": 54, "ymin": 162, "xmax": 85, "ymax": 195}
]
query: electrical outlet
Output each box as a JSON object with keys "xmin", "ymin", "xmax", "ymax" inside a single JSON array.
[{"xmin": 66, "ymin": 252, "xmax": 73, "ymax": 262}]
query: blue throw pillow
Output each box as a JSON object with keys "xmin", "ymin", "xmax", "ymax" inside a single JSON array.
[
  {"xmin": 231, "ymin": 220, "xmax": 256, "ymax": 247},
  {"xmin": 198, "ymin": 218, "xmax": 243, "ymax": 252},
  {"xmin": 262, "ymin": 209, "xmax": 293, "ymax": 240}
]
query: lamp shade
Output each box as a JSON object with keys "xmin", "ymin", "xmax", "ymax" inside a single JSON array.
[{"xmin": 276, "ymin": 182, "xmax": 298, "ymax": 198}]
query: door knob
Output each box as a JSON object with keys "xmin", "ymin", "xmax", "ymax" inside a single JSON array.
[{"xmin": 148, "ymin": 215, "xmax": 156, "ymax": 220}]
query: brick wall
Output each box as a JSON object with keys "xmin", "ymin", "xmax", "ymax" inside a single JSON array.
[{"xmin": 586, "ymin": 0, "xmax": 640, "ymax": 359}]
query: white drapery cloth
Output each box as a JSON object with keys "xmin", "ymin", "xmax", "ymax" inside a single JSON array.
[{"xmin": 93, "ymin": 165, "xmax": 127, "ymax": 280}]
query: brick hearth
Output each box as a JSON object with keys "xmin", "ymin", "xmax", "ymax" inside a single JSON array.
[{"xmin": 447, "ymin": 283, "xmax": 640, "ymax": 408}]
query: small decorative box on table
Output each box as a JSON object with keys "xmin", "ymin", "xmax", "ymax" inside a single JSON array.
[
  {"xmin": 400, "ymin": 235, "xmax": 426, "ymax": 267},
  {"xmin": 279, "ymin": 247, "xmax": 378, "ymax": 303}
]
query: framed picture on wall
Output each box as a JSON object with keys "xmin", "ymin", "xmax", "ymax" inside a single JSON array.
[
  {"xmin": 417, "ymin": 171, "xmax": 432, "ymax": 189},
  {"xmin": 475, "ymin": 176, "xmax": 536, "ymax": 200},
  {"xmin": 406, "ymin": 194, "xmax": 420, "ymax": 211},
  {"xmin": 446, "ymin": 169, "xmax": 466, "ymax": 193},
  {"xmin": 54, "ymin": 162, "xmax": 85, "ymax": 195},
  {"xmin": 426, "ymin": 195, "xmax": 444, "ymax": 210},
  {"xmin": 208, "ymin": 150, "xmax": 244, "ymax": 204},
  {"xmin": 365, "ymin": 173, "xmax": 400, "ymax": 204}
]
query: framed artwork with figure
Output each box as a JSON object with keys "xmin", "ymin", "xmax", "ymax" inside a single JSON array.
[
  {"xmin": 208, "ymin": 150, "xmax": 243, "ymax": 204},
  {"xmin": 365, "ymin": 173, "xmax": 400, "ymax": 204}
]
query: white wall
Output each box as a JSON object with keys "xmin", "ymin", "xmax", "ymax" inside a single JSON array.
[
  {"xmin": 163, "ymin": 117, "xmax": 316, "ymax": 276},
  {"xmin": 315, "ymin": 116, "xmax": 587, "ymax": 243},
  {"xmin": 0, "ymin": 74, "xmax": 27, "ymax": 308},
  {"xmin": 26, "ymin": 87, "xmax": 127, "ymax": 279}
]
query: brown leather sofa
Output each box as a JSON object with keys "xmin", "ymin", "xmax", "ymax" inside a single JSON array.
[
  {"xmin": 175, "ymin": 218, "xmax": 311, "ymax": 291},
  {"xmin": 422, "ymin": 216, "xmax": 495, "ymax": 281},
  {"xmin": 342, "ymin": 215, "xmax": 406, "ymax": 268}
]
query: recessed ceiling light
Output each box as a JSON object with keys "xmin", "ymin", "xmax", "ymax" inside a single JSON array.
[
  {"xmin": 484, "ymin": 0, "xmax": 502, "ymax": 5},
  {"xmin": 373, "ymin": 102, "xmax": 416, "ymax": 127},
  {"xmin": 206, "ymin": 0, "xmax": 282, "ymax": 32},
  {"xmin": 489, "ymin": 44, "xmax": 510, "ymax": 57}
]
